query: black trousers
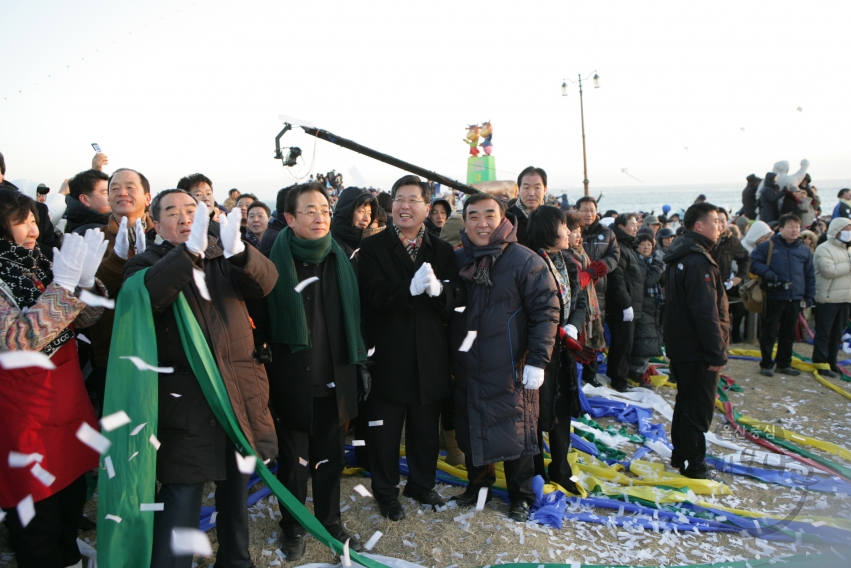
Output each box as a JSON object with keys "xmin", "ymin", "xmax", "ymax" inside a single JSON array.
[
  {"xmin": 813, "ymin": 302, "xmax": 850, "ymax": 370},
  {"xmin": 669, "ymin": 360, "xmax": 719, "ymax": 469},
  {"xmin": 440, "ymin": 394, "xmax": 456, "ymax": 431},
  {"xmin": 729, "ymin": 300, "xmax": 748, "ymax": 343},
  {"xmin": 759, "ymin": 299, "xmax": 801, "ymax": 369},
  {"xmin": 365, "ymin": 398, "xmax": 441, "ymax": 503},
  {"xmin": 276, "ymin": 395, "xmax": 345, "ymax": 537},
  {"xmin": 85, "ymin": 364, "xmax": 108, "ymax": 418},
  {"xmin": 150, "ymin": 443, "xmax": 250, "ymax": 568},
  {"xmin": 465, "ymin": 453, "xmax": 535, "ymax": 505},
  {"xmin": 606, "ymin": 316, "xmax": 634, "ymax": 384},
  {"xmin": 2, "ymin": 474, "xmax": 87, "ymax": 568}
]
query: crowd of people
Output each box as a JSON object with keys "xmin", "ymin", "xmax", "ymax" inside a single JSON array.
[{"xmin": 0, "ymin": 149, "xmax": 849, "ymax": 568}]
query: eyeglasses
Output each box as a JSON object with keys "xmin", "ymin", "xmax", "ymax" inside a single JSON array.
[
  {"xmin": 295, "ymin": 209, "xmax": 331, "ymax": 218},
  {"xmin": 393, "ymin": 198, "xmax": 425, "ymax": 206}
]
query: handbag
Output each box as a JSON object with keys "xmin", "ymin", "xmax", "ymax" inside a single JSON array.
[{"xmin": 740, "ymin": 240, "xmax": 774, "ymax": 313}]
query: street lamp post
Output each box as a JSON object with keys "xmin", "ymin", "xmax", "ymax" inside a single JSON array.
[{"xmin": 562, "ymin": 72, "xmax": 600, "ymax": 197}]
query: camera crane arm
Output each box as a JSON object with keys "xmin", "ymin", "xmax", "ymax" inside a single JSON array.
[{"xmin": 274, "ymin": 123, "xmax": 482, "ymax": 196}]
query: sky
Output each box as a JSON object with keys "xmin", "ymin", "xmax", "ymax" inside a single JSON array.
[{"xmin": 2, "ymin": 0, "xmax": 850, "ymax": 203}]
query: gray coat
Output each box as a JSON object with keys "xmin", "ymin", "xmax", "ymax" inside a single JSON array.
[{"xmin": 450, "ymin": 240, "xmax": 560, "ymax": 466}]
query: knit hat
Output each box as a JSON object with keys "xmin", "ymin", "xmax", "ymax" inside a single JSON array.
[{"xmin": 643, "ymin": 215, "xmax": 661, "ymax": 227}]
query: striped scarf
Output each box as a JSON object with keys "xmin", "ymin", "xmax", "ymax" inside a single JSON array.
[{"xmin": 394, "ymin": 224, "xmax": 424, "ymax": 262}]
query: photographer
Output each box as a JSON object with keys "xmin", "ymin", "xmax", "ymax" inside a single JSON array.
[{"xmin": 750, "ymin": 213, "xmax": 815, "ymax": 376}]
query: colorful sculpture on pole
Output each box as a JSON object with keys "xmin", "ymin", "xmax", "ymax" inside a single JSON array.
[
  {"xmin": 465, "ymin": 121, "xmax": 497, "ymax": 184},
  {"xmin": 464, "ymin": 124, "xmax": 481, "ymax": 157}
]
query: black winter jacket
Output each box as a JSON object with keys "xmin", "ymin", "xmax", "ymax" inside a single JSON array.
[
  {"xmin": 581, "ymin": 219, "xmax": 620, "ymax": 314},
  {"xmin": 663, "ymin": 231, "xmax": 729, "ymax": 366},
  {"xmin": 750, "ymin": 233, "xmax": 815, "ymax": 303},
  {"xmin": 631, "ymin": 253, "xmax": 665, "ymax": 358},
  {"xmin": 740, "ymin": 174, "xmax": 760, "ymax": 220},
  {"xmin": 65, "ymin": 195, "xmax": 110, "ymax": 234},
  {"xmin": 124, "ymin": 238, "xmax": 279, "ymax": 484},
  {"xmin": 757, "ymin": 172, "xmax": 786, "ymax": 224},
  {"xmin": 450, "ymin": 235, "xmax": 559, "ymax": 466},
  {"xmin": 506, "ymin": 204, "xmax": 530, "ymax": 245},
  {"xmin": 358, "ymin": 226, "xmax": 465, "ymax": 406},
  {"xmin": 606, "ymin": 225, "xmax": 645, "ymax": 315},
  {"xmin": 330, "ymin": 187, "xmax": 375, "ymax": 265}
]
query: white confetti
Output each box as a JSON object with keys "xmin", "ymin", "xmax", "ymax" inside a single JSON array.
[
  {"xmin": 100, "ymin": 410, "xmax": 132, "ymax": 432},
  {"xmin": 352, "ymin": 439, "xmax": 365, "ymax": 446},
  {"xmin": 475, "ymin": 487, "xmax": 489, "ymax": 511},
  {"xmin": 8, "ymin": 451, "xmax": 43, "ymax": 468},
  {"xmin": 0, "ymin": 350, "xmax": 55, "ymax": 370},
  {"xmin": 76, "ymin": 333, "xmax": 91, "ymax": 344},
  {"xmin": 364, "ymin": 531, "xmax": 383, "ymax": 551},
  {"xmin": 149, "ymin": 434, "xmax": 161, "ymax": 450},
  {"xmin": 299, "ymin": 457, "xmax": 308, "ymax": 467},
  {"xmin": 105, "ymin": 456, "xmax": 116, "ymax": 478},
  {"xmin": 368, "ymin": 347, "xmax": 375, "ymax": 357},
  {"xmin": 349, "ymin": 248, "xmax": 360, "ymax": 260},
  {"xmin": 105, "ymin": 514, "xmax": 122, "ymax": 523},
  {"xmin": 294, "ymin": 276, "xmax": 319, "ymax": 293},
  {"xmin": 454, "ymin": 306, "xmax": 466, "ymax": 313},
  {"xmin": 326, "ymin": 382, "xmax": 336, "ymax": 388},
  {"xmin": 342, "ymin": 538, "xmax": 352, "ymax": 567},
  {"xmin": 369, "ymin": 420, "xmax": 384, "ymax": 427},
  {"xmin": 120, "ymin": 356, "xmax": 174, "ymax": 374},
  {"xmin": 170, "ymin": 393, "xmax": 182, "ymax": 397},
  {"xmin": 235, "ymin": 452, "xmax": 257, "ymax": 474},
  {"xmin": 129, "ymin": 451, "xmax": 139, "ymax": 460},
  {"xmin": 193, "ymin": 268, "xmax": 211, "ymax": 301},
  {"xmin": 210, "ymin": 511, "xmax": 218, "ymax": 524},
  {"xmin": 30, "ymin": 463, "xmax": 56, "ymax": 486},
  {"xmin": 130, "ymin": 423, "xmax": 147, "ymax": 436},
  {"xmin": 79, "ymin": 289, "xmax": 115, "ymax": 309},
  {"xmin": 17, "ymin": 495, "xmax": 35, "ymax": 528},
  {"xmin": 458, "ymin": 331, "xmax": 478, "ymax": 352},
  {"xmin": 353, "ymin": 484, "xmax": 373, "ymax": 498},
  {"xmin": 140, "ymin": 503, "xmax": 164, "ymax": 511},
  {"xmin": 171, "ymin": 528, "xmax": 213, "ymax": 556},
  {"xmin": 315, "ymin": 459, "xmax": 329, "ymax": 469},
  {"xmin": 76, "ymin": 422, "xmax": 111, "ymax": 454}
]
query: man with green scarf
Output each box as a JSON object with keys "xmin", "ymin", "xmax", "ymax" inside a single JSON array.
[{"xmin": 266, "ymin": 182, "xmax": 367, "ymax": 560}]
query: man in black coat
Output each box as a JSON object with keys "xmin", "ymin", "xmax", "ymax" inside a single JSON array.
[
  {"xmin": 265, "ymin": 183, "xmax": 367, "ymax": 558},
  {"xmin": 448, "ymin": 194, "xmax": 559, "ymax": 522},
  {"xmin": 664, "ymin": 203, "xmax": 729, "ymax": 479},
  {"xmin": 65, "ymin": 169, "xmax": 111, "ymax": 234},
  {"xmin": 606, "ymin": 214, "xmax": 645, "ymax": 392},
  {"xmin": 506, "ymin": 166, "xmax": 548, "ymax": 245},
  {"xmin": 739, "ymin": 174, "xmax": 761, "ymax": 220},
  {"xmin": 124, "ymin": 192, "xmax": 279, "ymax": 568},
  {"xmin": 358, "ymin": 175, "xmax": 465, "ymax": 521},
  {"xmin": 576, "ymin": 196, "xmax": 620, "ymax": 386}
]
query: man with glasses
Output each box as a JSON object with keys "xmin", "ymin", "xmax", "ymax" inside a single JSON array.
[
  {"xmin": 358, "ymin": 175, "xmax": 466, "ymax": 521},
  {"xmin": 265, "ymin": 182, "xmax": 367, "ymax": 559}
]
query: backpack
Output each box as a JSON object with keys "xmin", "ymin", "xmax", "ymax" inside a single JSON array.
[{"xmin": 740, "ymin": 240, "xmax": 774, "ymax": 313}]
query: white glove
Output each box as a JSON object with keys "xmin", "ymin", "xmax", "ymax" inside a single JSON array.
[
  {"xmin": 623, "ymin": 306, "xmax": 634, "ymax": 322},
  {"xmin": 113, "ymin": 216, "xmax": 129, "ymax": 260},
  {"xmin": 134, "ymin": 218, "xmax": 147, "ymax": 254},
  {"xmin": 410, "ymin": 263, "xmax": 433, "ymax": 296},
  {"xmin": 52, "ymin": 233, "xmax": 88, "ymax": 292},
  {"xmin": 220, "ymin": 206, "xmax": 246, "ymax": 259},
  {"xmin": 77, "ymin": 229, "xmax": 108, "ymax": 288},
  {"xmin": 563, "ymin": 324, "xmax": 578, "ymax": 340},
  {"xmin": 724, "ymin": 279, "xmax": 734, "ymax": 290},
  {"xmin": 522, "ymin": 365, "xmax": 545, "ymax": 390},
  {"xmin": 185, "ymin": 201, "xmax": 209, "ymax": 257},
  {"xmin": 426, "ymin": 270, "xmax": 442, "ymax": 297}
]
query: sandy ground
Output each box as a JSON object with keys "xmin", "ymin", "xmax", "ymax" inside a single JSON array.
[{"xmin": 3, "ymin": 339, "xmax": 851, "ymax": 567}]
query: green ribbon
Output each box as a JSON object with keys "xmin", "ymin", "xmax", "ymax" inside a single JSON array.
[{"xmin": 96, "ymin": 269, "xmax": 384, "ymax": 568}]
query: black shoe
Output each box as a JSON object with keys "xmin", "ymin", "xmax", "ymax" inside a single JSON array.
[
  {"xmin": 402, "ymin": 486, "xmax": 446, "ymax": 507},
  {"xmin": 680, "ymin": 464, "xmax": 711, "ymax": 479},
  {"xmin": 378, "ymin": 499, "xmax": 406, "ymax": 521},
  {"xmin": 610, "ymin": 380, "xmax": 631, "ymax": 393},
  {"xmin": 281, "ymin": 534, "xmax": 306, "ymax": 561},
  {"xmin": 821, "ymin": 369, "xmax": 838, "ymax": 378},
  {"xmin": 587, "ymin": 375, "xmax": 603, "ymax": 387},
  {"xmin": 775, "ymin": 367, "xmax": 801, "ymax": 376},
  {"xmin": 507, "ymin": 500, "xmax": 530, "ymax": 522},
  {"xmin": 554, "ymin": 476, "xmax": 579, "ymax": 495},
  {"xmin": 451, "ymin": 487, "xmax": 491, "ymax": 507},
  {"xmin": 759, "ymin": 368, "xmax": 774, "ymax": 377},
  {"xmin": 328, "ymin": 528, "xmax": 363, "ymax": 552}
]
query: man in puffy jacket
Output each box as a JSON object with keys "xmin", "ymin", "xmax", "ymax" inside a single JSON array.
[
  {"xmin": 576, "ymin": 196, "xmax": 620, "ymax": 386},
  {"xmin": 750, "ymin": 213, "xmax": 815, "ymax": 376},
  {"xmin": 812, "ymin": 217, "xmax": 851, "ymax": 377},
  {"xmin": 739, "ymin": 174, "xmax": 761, "ymax": 220},
  {"xmin": 664, "ymin": 203, "xmax": 728, "ymax": 479},
  {"xmin": 449, "ymin": 193, "xmax": 559, "ymax": 522}
]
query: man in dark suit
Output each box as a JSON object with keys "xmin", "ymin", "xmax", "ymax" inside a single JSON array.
[
  {"xmin": 358, "ymin": 175, "xmax": 466, "ymax": 521},
  {"xmin": 265, "ymin": 182, "xmax": 367, "ymax": 559}
]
